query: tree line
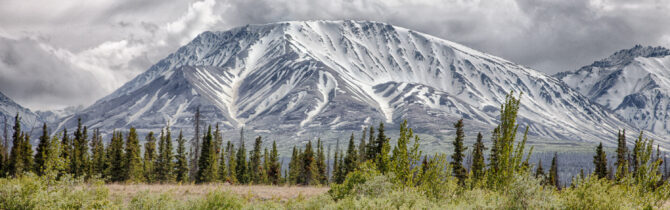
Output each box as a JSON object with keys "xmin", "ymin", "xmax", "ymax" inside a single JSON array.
[{"xmin": 0, "ymin": 91, "xmax": 666, "ymax": 190}]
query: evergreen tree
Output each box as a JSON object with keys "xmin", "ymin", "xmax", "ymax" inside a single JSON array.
[
  {"xmin": 20, "ymin": 133, "xmax": 33, "ymax": 175},
  {"xmin": 71, "ymin": 118, "xmax": 89, "ymax": 178},
  {"xmin": 174, "ymin": 130, "xmax": 189, "ymax": 183},
  {"xmin": 144, "ymin": 132, "xmax": 157, "ymax": 182},
  {"xmin": 60, "ymin": 128, "xmax": 71, "ymax": 174},
  {"xmin": 365, "ymin": 126, "xmax": 375, "ymax": 160},
  {"xmin": 316, "ymin": 138, "xmax": 327, "ymax": 184},
  {"xmin": 34, "ymin": 123, "xmax": 50, "ymax": 176},
  {"xmin": 156, "ymin": 127, "xmax": 175, "ymax": 182},
  {"xmin": 249, "ymin": 136, "xmax": 264, "ymax": 183},
  {"xmin": 632, "ymin": 131, "xmax": 644, "ymax": 176},
  {"xmin": 331, "ymin": 147, "xmax": 340, "ymax": 184},
  {"xmin": 218, "ymin": 142, "xmax": 228, "ymax": 182},
  {"xmin": 615, "ymin": 129, "xmax": 628, "ymax": 180},
  {"xmin": 593, "ymin": 142, "xmax": 608, "ymax": 179},
  {"xmin": 108, "ymin": 130, "xmax": 125, "ymax": 182},
  {"xmin": 358, "ymin": 128, "xmax": 367, "ymax": 163},
  {"xmin": 196, "ymin": 126, "xmax": 216, "ymax": 183},
  {"xmin": 301, "ymin": 141, "xmax": 316, "ymax": 185},
  {"xmin": 263, "ymin": 147, "xmax": 269, "ymax": 183},
  {"xmin": 343, "ymin": 134, "xmax": 358, "ymax": 177},
  {"xmin": 268, "ymin": 141, "xmax": 281, "ymax": 185},
  {"xmin": 90, "ymin": 129, "xmax": 106, "ymax": 178},
  {"xmin": 373, "ymin": 123, "xmax": 391, "ymax": 173},
  {"xmin": 471, "ymin": 132, "xmax": 486, "ymax": 181},
  {"xmin": 451, "ymin": 119, "xmax": 467, "ymax": 186},
  {"xmin": 549, "ymin": 153, "xmax": 559, "ymax": 189},
  {"xmin": 535, "ymin": 159, "xmax": 545, "ymax": 179},
  {"xmin": 212, "ymin": 124, "xmax": 222, "ymax": 180},
  {"xmin": 7, "ymin": 113, "xmax": 22, "ymax": 176},
  {"xmin": 125, "ymin": 127, "xmax": 143, "ymax": 182},
  {"xmin": 235, "ymin": 130, "xmax": 249, "ymax": 184},
  {"xmin": 288, "ymin": 146, "xmax": 300, "ymax": 184},
  {"xmin": 226, "ymin": 141, "xmax": 237, "ymax": 183}
]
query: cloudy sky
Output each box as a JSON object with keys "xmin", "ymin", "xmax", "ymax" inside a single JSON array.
[{"xmin": 1, "ymin": 0, "xmax": 668, "ymax": 111}]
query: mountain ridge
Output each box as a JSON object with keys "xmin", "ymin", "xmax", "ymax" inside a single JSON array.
[{"xmin": 51, "ymin": 20, "xmax": 662, "ymax": 148}]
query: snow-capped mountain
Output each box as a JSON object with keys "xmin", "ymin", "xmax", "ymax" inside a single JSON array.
[
  {"xmin": 556, "ymin": 45, "xmax": 670, "ymax": 135},
  {"xmin": 57, "ymin": 21, "xmax": 652, "ymax": 146},
  {"xmin": 0, "ymin": 91, "xmax": 41, "ymax": 136}
]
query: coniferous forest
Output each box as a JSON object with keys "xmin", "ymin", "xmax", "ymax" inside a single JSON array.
[{"xmin": 1, "ymin": 92, "xmax": 669, "ymax": 209}]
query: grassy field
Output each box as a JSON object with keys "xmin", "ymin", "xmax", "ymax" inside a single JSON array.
[{"xmin": 105, "ymin": 183, "xmax": 329, "ymax": 203}]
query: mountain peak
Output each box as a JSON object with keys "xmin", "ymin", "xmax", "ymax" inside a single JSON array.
[{"xmin": 590, "ymin": 45, "xmax": 670, "ymax": 68}]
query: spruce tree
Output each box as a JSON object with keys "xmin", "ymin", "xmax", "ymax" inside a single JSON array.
[
  {"xmin": 212, "ymin": 124, "xmax": 222, "ymax": 180},
  {"xmin": 593, "ymin": 142, "xmax": 608, "ymax": 179},
  {"xmin": 156, "ymin": 127, "xmax": 175, "ymax": 182},
  {"xmin": 358, "ymin": 128, "xmax": 367, "ymax": 163},
  {"xmin": 125, "ymin": 127, "xmax": 143, "ymax": 182},
  {"xmin": 471, "ymin": 132, "xmax": 486, "ymax": 181},
  {"xmin": 71, "ymin": 118, "xmax": 89, "ymax": 178},
  {"xmin": 235, "ymin": 130, "xmax": 249, "ymax": 184},
  {"xmin": 249, "ymin": 136, "xmax": 264, "ymax": 183},
  {"xmin": 60, "ymin": 128, "xmax": 71, "ymax": 174},
  {"xmin": 226, "ymin": 141, "xmax": 237, "ymax": 183},
  {"xmin": 196, "ymin": 126, "xmax": 216, "ymax": 183},
  {"xmin": 108, "ymin": 130, "xmax": 125, "ymax": 182},
  {"xmin": 263, "ymin": 147, "xmax": 269, "ymax": 183},
  {"xmin": 344, "ymin": 133, "xmax": 358, "ymax": 177},
  {"xmin": 451, "ymin": 119, "xmax": 467, "ymax": 186},
  {"xmin": 615, "ymin": 129, "xmax": 628, "ymax": 180},
  {"xmin": 373, "ymin": 123, "xmax": 391, "ymax": 173},
  {"xmin": 7, "ymin": 114, "xmax": 22, "ymax": 176},
  {"xmin": 632, "ymin": 131, "xmax": 644, "ymax": 176},
  {"xmin": 549, "ymin": 153, "xmax": 559, "ymax": 189},
  {"xmin": 365, "ymin": 126, "xmax": 375, "ymax": 160},
  {"xmin": 34, "ymin": 123, "xmax": 50, "ymax": 176},
  {"xmin": 316, "ymin": 138, "xmax": 327, "ymax": 184},
  {"xmin": 301, "ymin": 141, "xmax": 316, "ymax": 185},
  {"xmin": 20, "ymin": 133, "xmax": 33, "ymax": 175},
  {"xmin": 218, "ymin": 142, "xmax": 228, "ymax": 182},
  {"xmin": 174, "ymin": 130, "xmax": 189, "ymax": 183},
  {"xmin": 535, "ymin": 159, "xmax": 545, "ymax": 179},
  {"xmin": 268, "ymin": 141, "xmax": 281, "ymax": 185},
  {"xmin": 288, "ymin": 146, "xmax": 300, "ymax": 184},
  {"xmin": 90, "ymin": 129, "xmax": 106, "ymax": 178},
  {"xmin": 144, "ymin": 132, "xmax": 157, "ymax": 182},
  {"xmin": 331, "ymin": 147, "xmax": 340, "ymax": 184}
]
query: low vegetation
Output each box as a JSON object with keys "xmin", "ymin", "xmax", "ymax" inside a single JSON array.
[{"xmin": 1, "ymin": 91, "xmax": 669, "ymax": 209}]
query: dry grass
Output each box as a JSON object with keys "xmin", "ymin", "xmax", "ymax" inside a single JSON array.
[{"xmin": 106, "ymin": 183, "xmax": 329, "ymax": 203}]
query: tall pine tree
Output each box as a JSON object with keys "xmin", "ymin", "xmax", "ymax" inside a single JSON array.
[
  {"xmin": 235, "ymin": 129, "xmax": 249, "ymax": 184},
  {"xmin": 34, "ymin": 123, "xmax": 50, "ymax": 176},
  {"xmin": 125, "ymin": 127, "xmax": 143, "ymax": 182},
  {"xmin": 316, "ymin": 138, "xmax": 327, "ymax": 184},
  {"xmin": 143, "ymin": 132, "xmax": 157, "ymax": 182},
  {"xmin": 249, "ymin": 136, "xmax": 264, "ymax": 183},
  {"xmin": 615, "ymin": 129, "xmax": 628, "ymax": 180},
  {"xmin": 174, "ymin": 130, "xmax": 189, "ymax": 183},
  {"xmin": 108, "ymin": 130, "xmax": 125, "ymax": 182},
  {"xmin": 451, "ymin": 119, "xmax": 467, "ymax": 186},
  {"xmin": 90, "ymin": 129, "xmax": 106, "ymax": 178},
  {"xmin": 71, "ymin": 118, "xmax": 89, "ymax": 178},
  {"xmin": 471, "ymin": 132, "xmax": 486, "ymax": 181},
  {"xmin": 268, "ymin": 141, "xmax": 281, "ymax": 185},
  {"xmin": 156, "ymin": 127, "xmax": 175, "ymax": 182},
  {"xmin": 196, "ymin": 126, "xmax": 216, "ymax": 183},
  {"xmin": 301, "ymin": 141, "xmax": 316, "ymax": 185},
  {"xmin": 548, "ymin": 153, "xmax": 559, "ymax": 189},
  {"xmin": 593, "ymin": 142, "xmax": 608, "ymax": 179}
]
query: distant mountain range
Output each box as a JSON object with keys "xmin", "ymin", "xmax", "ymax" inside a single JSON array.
[
  {"xmin": 556, "ymin": 45, "xmax": 670, "ymax": 136},
  {"xmin": 2, "ymin": 21, "xmax": 668, "ymax": 149}
]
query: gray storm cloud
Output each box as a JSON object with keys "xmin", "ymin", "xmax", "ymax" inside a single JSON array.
[{"xmin": 0, "ymin": 0, "xmax": 668, "ymax": 110}]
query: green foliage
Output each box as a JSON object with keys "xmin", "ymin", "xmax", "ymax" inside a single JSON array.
[
  {"xmin": 316, "ymin": 138, "xmax": 327, "ymax": 185},
  {"xmin": 343, "ymin": 134, "xmax": 358, "ymax": 178},
  {"xmin": 124, "ymin": 127, "xmax": 143, "ymax": 183},
  {"xmin": 390, "ymin": 120, "xmax": 422, "ymax": 187},
  {"xmin": 71, "ymin": 118, "xmax": 89, "ymax": 178},
  {"xmin": 174, "ymin": 130, "xmax": 189, "ymax": 183},
  {"xmin": 450, "ymin": 118, "xmax": 467, "ymax": 186},
  {"xmin": 33, "ymin": 123, "xmax": 50, "ymax": 176},
  {"xmin": 300, "ymin": 141, "xmax": 316, "ymax": 185},
  {"xmin": 471, "ymin": 132, "xmax": 486, "ymax": 182},
  {"xmin": 549, "ymin": 153, "xmax": 560, "ymax": 189},
  {"xmin": 196, "ymin": 126, "xmax": 215, "ymax": 183},
  {"xmin": 143, "ymin": 132, "xmax": 157, "ymax": 183},
  {"xmin": 486, "ymin": 91, "xmax": 533, "ymax": 189},
  {"xmin": 107, "ymin": 131, "xmax": 125, "ymax": 182},
  {"xmin": 155, "ymin": 126, "xmax": 174, "ymax": 183},
  {"xmin": 235, "ymin": 133, "xmax": 248, "ymax": 184},
  {"xmin": 268, "ymin": 141, "xmax": 281, "ymax": 185},
  {"xmin": 616, "ymin": 129, "xmax": 628, "ymax": 180},
  {"xmin": 249, "ymin": 136, "xmax": 264, "ymax": 184},
  {"xmin": 90, "ymin": 129, "xmax": 106, "ymax": 179},
  {"xmin": 593, "ymin": 142, "xmax": 608, "ymax": 179}
]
